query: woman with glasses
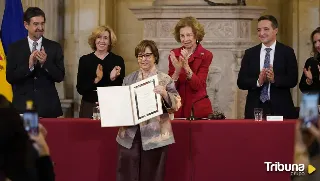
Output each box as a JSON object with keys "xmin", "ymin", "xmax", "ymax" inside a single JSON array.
[
  {"xmin": 168, "ymin": 16, "xmax": 213, "ymax": 119},
  {"xmin": 116, "ymin": 40, "xmax": 181, "ymax": 181}
]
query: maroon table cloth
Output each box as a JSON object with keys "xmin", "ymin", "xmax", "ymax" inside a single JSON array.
[{"xmin": 40, "ymin": 119, "xmax": 296, "ymax": 181}]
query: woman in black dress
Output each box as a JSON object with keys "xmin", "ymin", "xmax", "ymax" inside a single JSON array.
[
  {"xmin": 76, "ymin": 25, "xmax": 125, "ymax": 118},
  {"xmin": 299, "ymin": 27, "xmax": 320, "ymax": 95}
]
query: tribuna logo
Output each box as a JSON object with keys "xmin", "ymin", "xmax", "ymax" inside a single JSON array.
[{"xmin": 264, "ymin": 162, "xmax": 305, "ymax": 176}]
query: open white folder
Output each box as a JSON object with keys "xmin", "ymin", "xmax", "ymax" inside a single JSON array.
[{"xmin": 97, "ymin": 75, "xmax": 163, "ymax": 127}]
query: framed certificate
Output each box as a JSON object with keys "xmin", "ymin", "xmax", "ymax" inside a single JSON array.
[{"xmin": 97, "ymin": 75, "xmax": 163, "ymax": 127}]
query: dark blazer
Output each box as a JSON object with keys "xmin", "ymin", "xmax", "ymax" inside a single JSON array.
[
  {"xmin": 168, "ymin": 44, "xmax": 213, "ymax": 118},
  {"xmin": 299, "ymin": 57, "xmax": 320, "ymax": 96},
  {"xmin": 237, "ymin": 41, "xmax": 298, "ymax": 119},
  {"xmin": 6, "ymin": 37, "xmax": 65, "ymax": 118}
]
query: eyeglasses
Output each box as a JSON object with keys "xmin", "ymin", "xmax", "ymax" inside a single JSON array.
[{"xmin": 137, "ymin": 53, "xmax": 153, "ymax": 60}]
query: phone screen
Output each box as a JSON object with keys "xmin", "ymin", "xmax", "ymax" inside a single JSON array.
[
  {"xmin": 299, "ymin": 93, "xmax": 319, "ymax": 128},
  {"xmin": 23, "ymin": 111, "xmax": 39, "ymax": 135}
]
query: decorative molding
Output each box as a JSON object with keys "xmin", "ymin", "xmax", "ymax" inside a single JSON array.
[
  {"xmin": 204, "ymin": 21, "xmax": 235, "ymax": 38},
  {"xmin": 154, "ymin": 40, "xmax": 255, "ymax": 49},
  {"xmin": 157, "ymin": 21, "xmax": 176, "ymax": 38},
  {"xmin": 144, "ymin": 21, "xmax": 157, "ymax": 38},
  {"xmin": 153, "ymin": 0, "xmax": 207, "ymax": 6},
  {"xmin": 130, "ymin": 6, "xmax": 266, "ymax": 20},
  {"xmin": 204, "ymin": 0, "xmax": 246, "ymax": 6},
  {"xmin": 144, "ymin": 19, "xmax": 253, "ymax": 40},
  {"xmin": 238, "ymin": 20, "xmax": 250, "ymax": 38}
]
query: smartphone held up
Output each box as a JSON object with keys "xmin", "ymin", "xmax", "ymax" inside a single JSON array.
[
  {"xmin": 299, "ymin": 93, "xmax": 319, "ymax": 129},
  {"xmin": 22, "ymin": 100, "xmax": 39, "ymax": 135}
]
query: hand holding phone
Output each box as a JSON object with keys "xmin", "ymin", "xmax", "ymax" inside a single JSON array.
[
  {"xmin": 23, "ymin": 111, "xmax": 39, "ymax": 135},
  {"xmin": 22, "ymin": 100, "xmax": 39, "ymax": 135},
  {"xmin": 299, "ymin": 93, "xmax": 319, "ymax": 129}
]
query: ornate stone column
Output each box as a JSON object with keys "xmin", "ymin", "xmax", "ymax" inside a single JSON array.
[{"xmin": 130, "ymin": 1, "xmax": 265, "ymax": 119}]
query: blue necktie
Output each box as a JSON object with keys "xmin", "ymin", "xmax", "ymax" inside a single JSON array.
[{"xmin": 260, "ymin": 48, "xmax": 272, "ymax": 103}]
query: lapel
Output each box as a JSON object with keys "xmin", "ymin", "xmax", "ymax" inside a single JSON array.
[
  {"xmin": 22, "ymin": 38, "xmax": 31, "ymax": 55},
  {"xmin": 253, "ymin": 44, "xmax": 262, "ymax": 75},
  {"xmin": 188, "ymin": 44, "xmax": 206, "ymax": 74},
  {"xmin": 188, "ymin": 44, "xmax": 204, "ymax": 64},
  {"xmin": 273, "ymin": 41, "xmax": 281, "ymax": 69},
  {"xmin": 41, "ymin": 37, "xmax": 48, "ymax": 51},
  {"xmin": 23, "ymin": 36, "xmax": 48, "ymax": 55}
]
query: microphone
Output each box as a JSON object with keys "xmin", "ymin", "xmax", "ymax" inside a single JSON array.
[
  {"xmin": 188, "ymin": 95, "xmax": 209, "ymax": 120},
  {"xmin": 188, "ymin": 95, "xmax": 209, "ymax": 181}
]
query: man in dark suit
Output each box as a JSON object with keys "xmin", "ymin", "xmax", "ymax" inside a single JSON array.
[
  {"xmin": 6, "ymin": 7, "xmax": 65, "ymax": 118},
  {"xmin": 237, "ymin": 15, "xmax": 298, "ymax": 119}
]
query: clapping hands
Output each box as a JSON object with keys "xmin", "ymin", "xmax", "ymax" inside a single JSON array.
[
  {"xmin": 110, "ymin": 66, "xmax": 121, "ymax": 81},
  {"xmin": 170, "ymin": 50, "xmax": 190, "ymax": 71}
]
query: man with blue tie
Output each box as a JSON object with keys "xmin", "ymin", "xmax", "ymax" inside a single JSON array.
[{"xmin": 237, "ymin": 15, "xmax": 298, "ymax": 119}]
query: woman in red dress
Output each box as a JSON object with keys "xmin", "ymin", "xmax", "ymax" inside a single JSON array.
[{"xmin": 168, "ymin": 16, "xmax": 213, "ymax": 119}]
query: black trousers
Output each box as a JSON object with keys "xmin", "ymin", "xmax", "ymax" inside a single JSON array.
[{"xmin": 79, "ymin": 100, "xmax": 95, "ymax": 118}]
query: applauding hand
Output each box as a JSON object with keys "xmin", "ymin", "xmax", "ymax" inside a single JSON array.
[
  {"xmin": 170, "ymin": 51, "xmax": 182, "ymax": 72},
  {"xmin": 36, "ymin": 46, "xmax": 47, "ymax": 65},
  {"xmin": 110, "ymin": 66, "xmax": 121, "ymax": 81},
  {"xmin": 266, "ymin": 65, "xmax": 275, "ymax": 83},
  {"xmin": 94, "ymin": 64, "xmax": 103, "ymax": 84}
]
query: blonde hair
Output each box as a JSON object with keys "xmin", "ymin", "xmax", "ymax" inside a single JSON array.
[
  {"xmin": 88, "ymin": 25, "xmax": 117, "ymax": 51},
  {"xmin": 173, "ymin": 16, "xmax": 205, "ymax": 43}
]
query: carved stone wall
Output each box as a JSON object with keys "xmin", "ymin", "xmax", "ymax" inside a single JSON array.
[{"xmin": 130, "ymin": 5, "xmax": 265, "ymax": 118}]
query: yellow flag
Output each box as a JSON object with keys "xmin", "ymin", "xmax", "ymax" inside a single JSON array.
[{"xmin": 0, "ymin": 40, "xmax": 13, "ymax": 102}]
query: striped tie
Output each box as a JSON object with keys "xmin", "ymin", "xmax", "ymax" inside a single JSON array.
[{"xmin": 32, "ymin": 41, "xmax": 38, "ymax": 52}]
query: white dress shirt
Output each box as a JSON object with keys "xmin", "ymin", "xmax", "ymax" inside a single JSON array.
[
  {"xmin": 27, "ymin": 36, "xmax": 42, "ymax": 52},
  {"xmin": 28, "ymin": 36, "xmax": 42, "ymax": 71},
  {"xmin": 257, "ymin": 40, "xmax": 276, "ymax": 98}
]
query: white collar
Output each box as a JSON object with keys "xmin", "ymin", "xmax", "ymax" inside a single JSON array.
[
  {"xmin": 261, "ymin": 40, "xmax": 276, "ymax": 51},
  {"xmin": 27, "ymin": 36, "xmax": 42, "ymax": 45}
]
